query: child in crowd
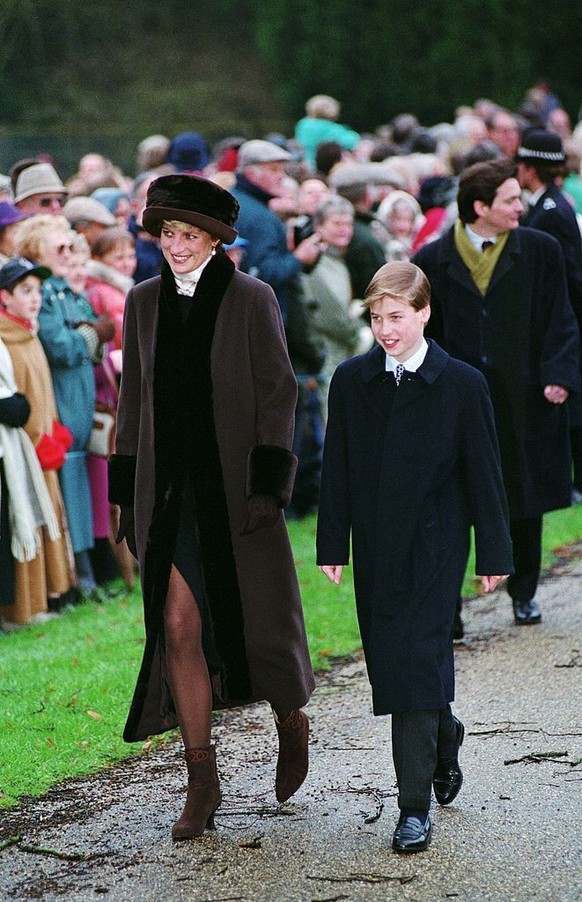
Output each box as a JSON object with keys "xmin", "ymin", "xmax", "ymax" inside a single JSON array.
[
  {"xmin": 0, "ymin": 258, "xmax": 75, "ymax": 628},
  {"xmin": 86, "ymin": 226, "xmax": 136, "ymax": 352},
  {"xmin": 317, "ymin": 261, "xmax": 513, "ymax": 853}
]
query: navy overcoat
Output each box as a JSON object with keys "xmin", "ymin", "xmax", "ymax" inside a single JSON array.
[
  {"xmin": 414, "ymin": 226, "xmax": 580, "ymax": 519},
  {"xmin": 316, "ymin": 341, "xmax": 513, "ymax": 715}
]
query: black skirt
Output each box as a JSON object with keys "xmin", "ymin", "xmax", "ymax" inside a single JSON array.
[{"xmin": 173, "ymin": 479, "xmax": 221, "ymax": 670}]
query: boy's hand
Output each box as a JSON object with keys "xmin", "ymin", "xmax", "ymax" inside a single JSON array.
[
  {"xmin": 319, "ymin": 564, "xmax": 343, "ymax": 585},
  {"xmin": 480, "ymin": 574, "xmax": 509, "ymax": 593},
  {"xmin": 544, "ymin": 384, "xmax": 568, "ymax": 404}
]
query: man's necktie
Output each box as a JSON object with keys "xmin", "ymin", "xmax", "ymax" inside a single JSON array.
[
  {"xmin": 482, "ymin": 240, "xmax": 494, "ymax": 251},
  {"xmin": 395, "ymin": 363, "xmax": 405, "ymax": 386}
]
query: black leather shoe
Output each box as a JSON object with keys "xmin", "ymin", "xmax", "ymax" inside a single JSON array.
[
  {"xmin": 392, "ymin": 813, "xmax": 432, "ymax": 853},
  {"xmin": 433, "ymin": 716, "xmax": 464, "ymax": 805},
  {"xmin": 512, "ymin": 597, "xmax": 541, "ymax": 625}
]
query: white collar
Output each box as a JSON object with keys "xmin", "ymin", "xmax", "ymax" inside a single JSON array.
[
  {"xmin": 172, "ymin": 252, "xmax": 214, "ymax": 296},
  {"xmin": 465, "ymin": 224, "xmax": 496, "ymax": 252},
  {"xmin": 527, "ymin": 186, "xmax": 546, "ymax": 207},
  {"xmin": 384, "ymin": 338, "xmax": 428, "ymax": 373}
]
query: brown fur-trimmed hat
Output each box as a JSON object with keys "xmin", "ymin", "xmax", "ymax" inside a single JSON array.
[{"xmin": 142, "ymin": 174, "xmax": 239, "ymax": 243}]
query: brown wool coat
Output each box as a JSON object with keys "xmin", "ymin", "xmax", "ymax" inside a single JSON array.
[
  {"xmin": 110, "ymin": 257, "xmax": 315, "ymax": 742},
  {"xmin": 0, "ymin": 315, "xmax": 73, "ymax": 622}
]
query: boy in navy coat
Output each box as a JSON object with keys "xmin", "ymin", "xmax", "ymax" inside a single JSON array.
[{"xmin": 317, "ymin": 261, "xmax": 513, "ymax": 853}]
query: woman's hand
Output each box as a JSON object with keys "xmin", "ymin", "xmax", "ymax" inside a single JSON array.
[
  {"xmin": 480, "ymin": 574, "xmax": 509, "ymax": 593},
  {"xmin": 319, "ymin": 564, "xmax": 343, "ymax": 585}
]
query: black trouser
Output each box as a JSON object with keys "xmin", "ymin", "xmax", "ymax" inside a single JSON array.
[
  {"xmin": 391, "ymin": 706, "xmax": 457, "ymax": 811},
  {"xmin": 506, "ymin": 515, "xmax": 543, "ymax": 603}
]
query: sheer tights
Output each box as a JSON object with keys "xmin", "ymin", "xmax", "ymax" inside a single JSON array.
[{"xmin": 164, "ymin": 565, "xmax": 212, "ymax": 749}]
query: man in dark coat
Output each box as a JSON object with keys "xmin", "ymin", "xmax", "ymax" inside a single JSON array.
[
  {"xmin": 516, "ymin": 129, "xmax": 582, "ymax": 500},
  {"xmin": 414, "ymin": 158, "xmax": 579, "ymax": 628},
  {"xmin": 230, "ymin": 139, "xmax": 322, "ymax": 321},
  {"xmin": 109, "ymin": 174, "xmax": 315, "ymax": 840},
  {"xmin": 317, "ymin": 261, "xmax": 512, "ymax": 853}
]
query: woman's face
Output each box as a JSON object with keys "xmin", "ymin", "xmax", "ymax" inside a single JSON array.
[
  {"xmin": 160, "ymin": 220, "xmax": 215, "ymax": 274},
  {"xmin": 317, "ymin": 212, "xmax": 353, "ymax": 252},
  {"xmin": 389, "ymin": 206, "xmax": 416, "ymax": 240},
  {"xmin": 40, "ymin": 231, "xmax": 73, "ymax": 277}
]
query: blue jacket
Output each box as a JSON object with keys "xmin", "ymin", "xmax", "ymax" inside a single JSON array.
[{"xmin": 231, "ymin": 175, "xmax": 302, "ymax": 320}]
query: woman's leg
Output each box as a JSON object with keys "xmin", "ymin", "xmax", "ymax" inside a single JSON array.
[
  {"xmin": 164, "ymin": 564, "xmax": 220, "ymax": 839},
  {"xmin": 164, "ymin": 564, "xmax": 212, "ymax": 747}
]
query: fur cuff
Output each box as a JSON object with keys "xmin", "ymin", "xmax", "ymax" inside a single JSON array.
[
  {"xmin": 108, "ymin": 454, "xmax": 137, "ymax": 506},
  {"xmin": 246, "ymin": 445, "xmax": 298, "ymax": 507}
]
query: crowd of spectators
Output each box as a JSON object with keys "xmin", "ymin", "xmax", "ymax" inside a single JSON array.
[{"xmin": 1, "ymin": 82, "xmax": 581, "ymax": 630}]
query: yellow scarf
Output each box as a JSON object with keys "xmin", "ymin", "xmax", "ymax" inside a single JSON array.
[{"xmin": 454, "ymin": 220, "xmax": 509, "ymax": 296}]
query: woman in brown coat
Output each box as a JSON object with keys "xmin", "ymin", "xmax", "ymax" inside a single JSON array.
[{"xmin": 108, "ymin": 175, "xmax": 315, "ymax": 840}]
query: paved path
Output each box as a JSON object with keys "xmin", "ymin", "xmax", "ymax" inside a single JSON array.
[{"xmin": 1, "ymin": 560, "xmax": 581, "ymax": 901}]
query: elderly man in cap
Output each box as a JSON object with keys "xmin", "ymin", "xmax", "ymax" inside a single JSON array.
[
  {"xmin": 517, "ymin": 129, "xmax": 582, "ymax": 501},
  {"xmin": 330, "ymin": 162, "xmax": 394, "ymax": 299},
  {"xmin": 63, "ymin": 196, "xmax": 116, "ymax": 247},
  {"xmin": 414, "ymin": 158, "xmax": 579, "ymax": 630},
  {"xmin": 230, "ymin": 139, "xmax": 322, "ymax": 320},
  {"xmin": 13, "ymin": 163, "xmax": 68, "ymax": 216}
]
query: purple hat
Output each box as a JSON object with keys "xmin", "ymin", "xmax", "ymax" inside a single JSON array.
[
  {"xmin": 142, "ymin": 174, "xmax": 239, "ymax": 244},
  {"xmin": 0, "ymin": 202, "xmax": 28, "ymax": 230}
]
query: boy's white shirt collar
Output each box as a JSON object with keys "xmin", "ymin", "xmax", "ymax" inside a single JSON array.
[{"xmin": 384, "ymin": 338, "xmax": 428, "ymax": 373}]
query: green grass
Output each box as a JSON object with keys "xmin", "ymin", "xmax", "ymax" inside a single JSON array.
[{"xmin": 1, "ymin": 506, "xmax": 580, "ymax": 809}]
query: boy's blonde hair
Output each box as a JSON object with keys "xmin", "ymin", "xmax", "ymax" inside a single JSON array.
[{"xmin": 363, "ymin": 261, "xmax": 430, "ymax": 311}]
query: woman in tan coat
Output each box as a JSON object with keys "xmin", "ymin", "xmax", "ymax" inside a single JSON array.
[
  {"xmin": 0, "ymin": 258, "xmax": 74, "ymax": 626},
  {"xmin": 109, "ymin": 175, "xmax": 315, "ymax": 840}
]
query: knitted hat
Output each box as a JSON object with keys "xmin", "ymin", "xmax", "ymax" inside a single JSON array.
[
  {"xmin": 516, "ymin": 129, "xmax": 566, "ymax": 164},
  {"xmin": 142, "ymin": 174, "xmax": 239, "ymax": 244},
  {"xmin": 14, "ymin": 163, "xmax": 68, "ymax": 204}
]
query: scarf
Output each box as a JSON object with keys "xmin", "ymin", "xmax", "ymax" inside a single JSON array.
[
  {"xmin": 454, "ymin": 219, "xmax": 509, "ymax": 296},
  {"xmin": 0, "ymin": 340, "xmax": 60, "ymax": 561}
]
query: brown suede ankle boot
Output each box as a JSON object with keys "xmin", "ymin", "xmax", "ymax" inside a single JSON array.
[
  {"xmin": 274, "ymin": 709, "xmax": 309, "ymax": 803},
  {"xmin": 172, "ymin": 745, "xmax": 221, "ymax": 840}
]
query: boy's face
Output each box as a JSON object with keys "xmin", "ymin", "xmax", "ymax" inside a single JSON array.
[
  {"xmin": 369, "ymin": 295, "xmax": 430, "ymax": 363},
  {"xmin": 1, "ymin": 275, "xmax": 43, "ymax": 321}
]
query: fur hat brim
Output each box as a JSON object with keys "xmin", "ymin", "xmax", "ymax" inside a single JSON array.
[{"xmin": 142, "ymin": 206, "xmax": 238, "ymax": 244}]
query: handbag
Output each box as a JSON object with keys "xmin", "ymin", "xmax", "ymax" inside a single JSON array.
[
  {"xmin": 87, "ymin": 352, "xmax": 118, "ymax": 458},
  {"xmin": 87, "ymin": 409, "xmax": 115, "ymax": 457}
]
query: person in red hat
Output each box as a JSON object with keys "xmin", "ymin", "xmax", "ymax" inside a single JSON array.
[{"xmin": 108, "ymin": 174, "xmax": 315, "ymax": 840}]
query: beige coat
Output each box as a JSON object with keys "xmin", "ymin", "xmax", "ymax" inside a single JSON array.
[{"xmin": 0, "ymin": 315, "xmax": 73, "ymax": 623}]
